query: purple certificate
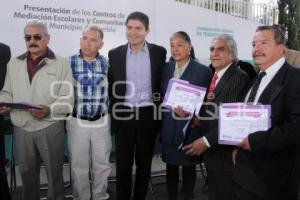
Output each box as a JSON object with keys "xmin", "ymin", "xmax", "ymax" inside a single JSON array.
[
  {"xmin": 0, "ymin": 102, "xmax": 43, "ymax": 110},
  {"xmin": 218, "ymin": 103, "xmax": 271, "ymax": 145},
  {"xmin": 162, "ymin": 78, "xmax": 207, "ymax": 114}
]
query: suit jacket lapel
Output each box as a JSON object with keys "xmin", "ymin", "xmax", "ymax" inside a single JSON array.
[
  {"xmin": 214, "ymin": 64, "xmax": 236, "ymax": 97},
  {"xmin": 148, "ymin": 43, "xmax": 156, "ymax": 89},
  {"xmin": 167, "ymin": 63, "xmax": 175, "ymax": 81},
  {"xmin": 180, "ymin": 60, "xmax": 194, "ymax": 81},
  {"xmin": 258, "ymin": 63, "xmax": 288, "ymax": 104},
  {"xmin": 119, "ymin": 45, "xmax": 128, "ymax": 82}
]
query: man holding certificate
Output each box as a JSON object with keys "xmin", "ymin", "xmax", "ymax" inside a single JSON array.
[
  {"xmin": 0, "ymin": 21, "xmax": 73, "ymax": 200},
  {"xmin": 183, "ymin": 34, "xmax": 250, "ymax": 200},
  {"xmin": 233, "ymin": 25, "xmax": 300, "ymax": 200}
]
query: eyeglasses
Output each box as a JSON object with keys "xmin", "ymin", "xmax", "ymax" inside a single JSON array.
[{"xmin": 24, "ymin": 34, "xmax": 43, "ymax": 42}]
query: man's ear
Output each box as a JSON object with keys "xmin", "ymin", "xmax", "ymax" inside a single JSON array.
[{"xmin": 99, "ymin": 41, "xmax": 104, "ymax": 49}]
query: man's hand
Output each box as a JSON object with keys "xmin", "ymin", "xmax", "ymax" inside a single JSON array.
[
  {"xmin": 0, "ymin": 106, "xmax": 11, "ymax": 114},
  {"xmin": 237, "ymin": 136, "xmax": 251, "ymax": 151},
  {"xmin": 174, "ymin": 106, "xmax": 190, "ymax": 118},
  {"xmin": 182, "ymin": 137, "xmax": 208, "ymax": 156},
  {"xmin": 29, "ymin": 105, "xmax": 50, "ymax": 119}
]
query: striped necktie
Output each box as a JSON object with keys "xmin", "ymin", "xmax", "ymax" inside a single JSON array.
[{"xmin": 207, "ymin": 73, "xmax": 218, "ymax": 101}]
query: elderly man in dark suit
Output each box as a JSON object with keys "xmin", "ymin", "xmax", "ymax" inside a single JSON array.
[
  {"xmin": 233, "ymin": 25, "xmax": 300, "ymax": 200},
  {"xmin": 0, "ymin": 42, "xmax": 11, "ymax": 200},
  {"xmin": 183, "ymin": 34, "xmax": 250, "ymax": 200},
  {"xmin": 108, "ymin": 11, "xmax": 166, "ymax": 200}
]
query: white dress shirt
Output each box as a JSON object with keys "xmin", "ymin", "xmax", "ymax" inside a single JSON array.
[
  {"xmin": 214, "ymin": 63, "xmax": 232, "ymax": 86},
  {"xmin": 203, "ymin": 63, "xmax": 232, "ymax": 147},
  {"xmin": 244, "ymin": 57, "xmax": 285, "ymax": 104}
]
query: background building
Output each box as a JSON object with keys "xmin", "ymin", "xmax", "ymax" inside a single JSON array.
[{"xmin": 175, "ymin": 0, "xmax": 278, "ymax": 25}]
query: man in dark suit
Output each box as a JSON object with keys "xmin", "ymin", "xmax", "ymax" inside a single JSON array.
[
  {"xmin": 209, "ymin": 60, "xmax": 257, "ymax": 81},
  {"xmin": 108, "ymin": 11, "xmax": 166, "ymax": 200},
  {"xmin": 233, "ymin": 25, "xmax": 300, "ymax": 200},
  {"xmin": 0, "ymin": 42, "xmax": 11, "ymax": 200},
  {"xmin": 183, "ymin": 34, "xmax": 250, "ymax": 200}
]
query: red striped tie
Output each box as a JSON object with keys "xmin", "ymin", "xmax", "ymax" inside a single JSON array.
[{"xmin": 207, "ymin": 73, "xmax": 218, "ymax": 101}]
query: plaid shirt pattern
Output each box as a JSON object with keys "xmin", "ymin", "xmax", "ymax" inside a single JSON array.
[{"xmin": 69, "ymin": 52, "xmax": 108, "ymax": 117}]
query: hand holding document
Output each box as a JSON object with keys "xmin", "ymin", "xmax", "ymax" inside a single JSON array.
[
  {"xmin": 218, "ymin": 103, "xmax": 271, "ymax": 145},
  {"xmin": 162, "ymin": 78, "xmax": 207, "ymax": 114}
]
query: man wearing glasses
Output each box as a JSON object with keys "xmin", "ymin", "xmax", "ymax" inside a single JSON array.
[{"xmin": 0, "ymin": 20, "xmax": 73, "ymax": 200}]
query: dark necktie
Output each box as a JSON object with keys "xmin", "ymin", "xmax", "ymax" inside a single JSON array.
[{"xmin": 247, "ymin": 71, "xmax": 266, "ymax": 103}]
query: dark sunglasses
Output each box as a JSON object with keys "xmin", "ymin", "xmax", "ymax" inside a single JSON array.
[{"xmin": 24, "ymin": 34, "xmax": 43, "ymax": 42}]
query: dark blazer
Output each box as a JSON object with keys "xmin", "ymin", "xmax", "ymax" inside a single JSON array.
[
  {"xmin": 233, "ymin": 62, "xmax": 300, "ymax": 200},
  {"xmin": 0, "ymin": 43, "xmax": 11, "ymax": 200},
  {"xmin": 209, "ymin": 60, "xmax": 257, "ymax": 81},
  {"xmin": 0, "ymin": 43, "xmax": 10, "ymax": 90},
  {"xmin": 160, "ymin": 59, "xmax": 211, "ymax": 147},
  {"xmin": 108, "ymin": 43, "xmax": 166, "ymax": 131},
  {"xmin": 202, "ymin": 63, "xmax": 250, "ymax": 171}
]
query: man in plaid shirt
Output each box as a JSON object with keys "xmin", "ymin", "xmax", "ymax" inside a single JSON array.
[{"xmin": 67, "ymin": 26, "xmax": 111, "ymax": 200}]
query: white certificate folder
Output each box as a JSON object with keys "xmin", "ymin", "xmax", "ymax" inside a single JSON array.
[
  {"xmin": 162, "ymin": 78, "xmax": 207, "ymax": 114},
  {"xmin": 218, "ymin": 103, "xmax": 271, "ymax": 145}
]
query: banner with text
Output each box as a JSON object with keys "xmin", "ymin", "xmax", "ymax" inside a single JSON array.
[{"xmin": 0, "ymin": 0, "xmax": 260, "ymax": 62}]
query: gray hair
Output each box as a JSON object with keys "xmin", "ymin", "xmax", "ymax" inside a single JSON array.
[
  {"xmin": 24, "ymin": 20, "xmax": 48, "ymax": 35},
  {"xmin": 212, "ymin": 34, "xmax": 238, "ymax": 62},
  {"xmin": 83, "ymin": 25, "xmax": 104, "ymax": 39}
]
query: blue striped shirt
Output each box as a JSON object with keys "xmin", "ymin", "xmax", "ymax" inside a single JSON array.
[{"xmin": 69, "ymin": 52, "xmax": 108, "ymax": 117}]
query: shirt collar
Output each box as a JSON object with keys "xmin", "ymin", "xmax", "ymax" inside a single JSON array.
[
  {"xmin": 261, "ymin": 57, "xmax": 285, "ymax": 79},
  {"xmin": 17, "ymin": 47, "xmax": 55, "ymax": 60},
  {"xmin": 78, "ymin": 50, "xmax": 100, "ymax": 61},
  {"xmin": 127, "ymin": 42, "xmax": 148, "ymax": 55},
  {"xmin": 215, "ymin": 63, "xmax": 232, "ymax": 80},
  {"xmin": 175, "ymin": 58, "xmax": 190, "ymax": 71}
]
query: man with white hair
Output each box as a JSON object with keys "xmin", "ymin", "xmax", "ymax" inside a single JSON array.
[{"xmin": 183, "ymin": 34, "xmax": 250, "ymax": 200}]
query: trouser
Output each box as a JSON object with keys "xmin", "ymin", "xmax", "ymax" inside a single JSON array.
[
  {"xmin": 207, "ymin": 169, "xmax": 237, "ymax": 200},
  {"xmin": 115, "ymin": 106, "xmax": 158, "ymax": 200},
  {"xmin": 67, "ymin": 115, "xmax": 112, "ymax": 200},
  {"xmin": 166, "ymin": 164, "xmax": 196, "ymax": 200},
  {"xmin": 0, "ymin": 159, "xmax": 11, "ymax": 200},
  {"xmin": 14, "ymin": 122, "xmax": 65, "ymax": 200}
]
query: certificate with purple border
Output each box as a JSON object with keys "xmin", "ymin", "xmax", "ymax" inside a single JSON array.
[
  {"xmin": 0, "ymin": 102, "xmax": 43, "ymax": 110},
  {"xmin": 218, "ymin": 103, "xmax": 271, "ymax": 145},
  {"xmin": 162, "ymin": 78, "xmax": 207, "ymax": 114}
]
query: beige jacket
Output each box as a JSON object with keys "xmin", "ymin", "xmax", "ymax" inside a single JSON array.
[
  {"xmin": 0, "ymin": 49, "xmax": 74, "ymax": 131},
  {"xmin": 285, "ymin": 48, "xmax": 300, "ymax": 67}
]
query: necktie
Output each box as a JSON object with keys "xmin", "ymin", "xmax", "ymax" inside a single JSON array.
[
  {"xmin": 247, "ymin": 71, "xmax": 266, "ymax": 103},
  {"xmin": 207, "ymin": 73, "xmax": 218, "ymax": 101}
]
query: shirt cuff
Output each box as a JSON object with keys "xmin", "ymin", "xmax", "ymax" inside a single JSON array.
[{"xmin": 202, "ymin": 136, "xmax": 210, "ymax": 148}]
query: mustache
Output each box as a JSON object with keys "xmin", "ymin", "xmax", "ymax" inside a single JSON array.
[
  {"xmin": 253, "ymin": 51, "xmax": 266, "ymax": 57},
  {"xmin": 29, "ymin": 44, "xmax": 39, "ymax": 48}
]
